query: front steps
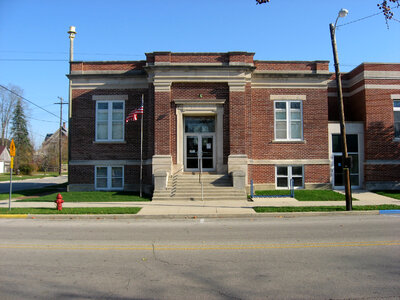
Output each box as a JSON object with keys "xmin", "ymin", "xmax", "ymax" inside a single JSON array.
[{"xmin": 152, "ymin": 173, "xmax": 247, "ymax": 201}]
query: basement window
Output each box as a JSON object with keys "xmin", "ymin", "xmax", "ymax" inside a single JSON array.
[{"xmin": 95, "ymin": 166, "xmax": 124, "ymax": 190}]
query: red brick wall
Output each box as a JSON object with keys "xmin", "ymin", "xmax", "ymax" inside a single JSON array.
[
  {"xmin": 254, "ymin": 61, "xmax": 329, "ymax": 71},
  {"xmin": 364, "ymin": 88, "xmax": 400, "ymax": 160},
  {"xmin": 69, "ymin": 88, "xmax": 153, "ymax": 187},
  {"xmin": 154, "ymin": 91, "xmax": 172, "ymax": 155},
  {"xmin": 69, "ymin": 165, "xmax": 93, "ymax": 184},
  {"xmin": 171, "ymin": 83, "xmax": 229, "ymax": 163},
  {"xmin": 305, "ymin": 164, "xmax": 330, "ymax": 183},
  {"xmin": 70, "ymin": 61, "xmax": 145, "ymax": 72},
  {"xmin": 249, "ymin": 165, "xmax": 275, "ymax": 184},
  {"xmin": 70, "ymin": 89, "xmax": 151, "ymax": 161},
  {"xmin": 365, "ymin": 164, "xmax": 400, "ymax": 182},
  {"xmin": 250, "ymin": 88, "xmax": 329, "ymax": 160},
  {"xmin": 249, "ymin": 164, "xmax": 330, "ymax": 185}
]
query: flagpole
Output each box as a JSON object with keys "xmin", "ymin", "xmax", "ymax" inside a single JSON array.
[{"xmin": 140, "ymin": 94, "xmax": 144, "ymax": 198}]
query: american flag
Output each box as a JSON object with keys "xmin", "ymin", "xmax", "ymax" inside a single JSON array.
[{"xmin": 126, "ymin": 104, "xmax": 144, "ymax": 122}]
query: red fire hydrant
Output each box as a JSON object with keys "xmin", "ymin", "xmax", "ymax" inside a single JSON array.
[{"xmin": 55, "ymin": 193, "xmax": 64, "ymax": 211}]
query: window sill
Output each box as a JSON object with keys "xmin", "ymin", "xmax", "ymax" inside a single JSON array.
[
  {"xmin": 272, "ymin": 140, "xmax": 306, "ymax": 144},
  {"xmin": 393, "ymin": 138, "xmax": 400, "ymax": 142},
  {"xmin": 93, "ymin": 140, "xmax": 126, "ymax": 144}
]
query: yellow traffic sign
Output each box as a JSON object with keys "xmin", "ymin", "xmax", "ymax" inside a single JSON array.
[
  {"xmin": 10, "ymin": 157, "xmax": 14, "ymax": 169},
  {"xmin": 9, "ymin": 139, "xmax": 15, "ymax": 157}
]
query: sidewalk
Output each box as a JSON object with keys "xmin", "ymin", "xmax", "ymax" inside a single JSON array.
[{"xmin": 1, "ymin": 190, "xmax": 399, "ymax": 217}]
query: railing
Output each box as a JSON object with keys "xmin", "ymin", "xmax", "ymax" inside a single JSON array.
[{"xmin": 198, "ymin": 157, "xmax": 203, "ymax": 201}]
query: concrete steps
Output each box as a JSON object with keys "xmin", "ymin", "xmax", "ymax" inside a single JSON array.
[{"xmin": 152, "ymin": 173, "xmax": 247, "ymax": 201}]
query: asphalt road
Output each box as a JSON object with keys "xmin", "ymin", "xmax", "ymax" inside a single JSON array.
[
  {"xmin": 0, "ymin": 215, "xmax": 399, "ymax": 299},
  {"xmin": 0, "ymin": 175, "xmax": 67, "ymax": 193}
]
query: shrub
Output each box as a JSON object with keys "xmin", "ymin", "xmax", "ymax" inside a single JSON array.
[{"xmin": 19, "ymin": 164, "xmax": 34, "ymax": 175}]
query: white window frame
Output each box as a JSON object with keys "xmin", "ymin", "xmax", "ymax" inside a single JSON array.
[
  {"xmin": 95, "ymin": 100, "xmax": 125, "ymax": 142},
  {"xmin": 274, "ymin": 100, "xmax": 303, "ymax": 141},
  {"xmin": 394, "ymin": 100, "xmax": 400, "ymax": 139},
  {"xmin": 95, "ymin": 166, "xmax": 124, "ymax": 190},
  {"xmin": 275, "ymin": 165, "xmax": 304, "ymax": 189}
]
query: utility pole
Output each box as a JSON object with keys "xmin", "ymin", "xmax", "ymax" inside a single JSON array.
[
  {"xmin": 329, "ymin": 9, "xmax": 352, "ymax": 211},
  {"xmin": 55, "ymin": 97, "xmax": 67, "ymax": 176}
]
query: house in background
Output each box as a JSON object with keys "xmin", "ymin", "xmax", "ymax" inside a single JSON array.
[
  {"xmin": 36, "ymin": 123, "xmax": 68, "ymax": 172},
  {"xmin": 0, "ymin": 146, "xmax": 11, "ymax": 173},
  {"xmin": 67, "ymin": 51, "xmax": 400, "ymax": 198}
]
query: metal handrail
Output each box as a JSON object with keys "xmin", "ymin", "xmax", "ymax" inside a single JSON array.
[{"xmin": 199, "ymin": 156, "xmax": 203, "ymax": 201}]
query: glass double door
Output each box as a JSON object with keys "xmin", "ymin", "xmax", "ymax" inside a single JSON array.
[{"xmin": 185, "ymin": 134, "xmax": 215, "ymax": 171}]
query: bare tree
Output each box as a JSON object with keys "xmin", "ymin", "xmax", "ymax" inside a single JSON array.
[
  {"xmin": 0, "ymin": 84, "xmax": 22, "ymax": 146},
  {"xmin": 256, "ymin": 0, "xmax": 400, "ymax": 23}
]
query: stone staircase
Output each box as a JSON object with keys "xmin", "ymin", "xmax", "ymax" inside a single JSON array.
[{"xmin": 152, "ymin": 173, "xmax": 247, "ymax": 201}]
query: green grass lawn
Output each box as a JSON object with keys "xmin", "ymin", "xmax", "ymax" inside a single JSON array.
[
  {"xmin": 0, "ymin": 172, "xmax": 61, "ymax": 182},
  {"xmin": 253, "ymin": 204, "xmax": 400, "ymax": 213},
  {"xmin": 15, "ymin": 191, "xmax": 151, "ymax": 202},
  {"xmin": 253, "ymin": 189, "xmax": 356, "ymax": 201},
  {"xmin": 0, "ymin": 207, "xmax": 141, "ymax": 214},
  {"xmin": 374, "ymin": 190, "xmax": 400, "ymax": 200},
  {"xmin": 0, "ymin": 183, "xmax": 67, "ymax": 200}
]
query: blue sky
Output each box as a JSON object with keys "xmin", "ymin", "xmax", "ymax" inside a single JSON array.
[{"xmin": 0, "ymin": 0, "xmax": 399, "ymax": 147}]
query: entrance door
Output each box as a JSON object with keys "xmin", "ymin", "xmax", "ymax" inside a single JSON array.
[
  {"xmin": 185, "ymin": 134, "xmax": 215, "ymax": 171},
  {"xmin": 184, "ymin": 117, "xmax": 215, "ymax": 172},
  {"xmin": 332, "ymin": 134, "xmax": 360, "ymax": 188}
]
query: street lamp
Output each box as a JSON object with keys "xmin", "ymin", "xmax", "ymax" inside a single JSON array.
[
  {"xmin": 67, "ymin": 26, "xmax": 76, "ymax": 190},
  {"xmin": 330, "ymin": 9, "xmax": 352, "ymax": 211},
  {"xmin": 68, "ymin": 26, "xmax": 76, "ymax": 62}
]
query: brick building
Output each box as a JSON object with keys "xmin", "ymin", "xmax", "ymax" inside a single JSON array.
[{"xmin": 67, "ymin": 52, "xmax": 400, "ymax": 197}]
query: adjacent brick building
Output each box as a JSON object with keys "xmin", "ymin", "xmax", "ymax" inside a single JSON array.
[{"xmin": 67, "ymin": 52, "xmax": 400, "ymax": 194}]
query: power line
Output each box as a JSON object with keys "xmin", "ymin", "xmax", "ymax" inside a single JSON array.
[
  {"xmin": 30, "ymin": 117, "xmax": 59, "ymax": 123},
  {"xmin": 337, "ymin": 5, "xmax": 399, "ymax": 28},
  {"xmin": 0, "ymin": 50, "xmax": 144, "ymax": 57},
  {"xmin": 0, "ymin": 59, "xmax": 67, "ymax": 62},
  {"xmin": 0, "ymin": 84, "xmax": 67, "ymax": 123}
]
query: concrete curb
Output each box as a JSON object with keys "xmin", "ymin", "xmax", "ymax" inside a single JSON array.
[{"xmin": 21, "ymin": 210, "xmax": 381, "ymax": 220}]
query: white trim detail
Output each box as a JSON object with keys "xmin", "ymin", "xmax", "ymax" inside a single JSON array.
[
  {"xmin": 70, "ymin": 159, "xmax": 152, "ymax": 166},
  {"xmin": 228, "ymin": 82, "xmax": 246, "ymax": 92},
  {"xmin": 71, "ymin": 78, "xmax": 148, "ymax": 90},
  {"xmin": 328, "ymin": 85, "xmax": 400, "ymax": 98},
  {"xmin": 175, "ymin": 99, "xmax": 225, "ymax": 173},
  {"xmin": 248, "ymin": 159, "xmax": 329, "ymax": 165},
  {"xmin": 365, "ymin": 160, "xmax": 400, "ymax": 165},
  {"xmin": 391, "ymin": 94, "xmax": 400, "ymax": 99},
  {"xmin": 270, "ymin": 95, "xmax": 306, "ymax": 101},
  {"xmin": 92, "ymin": 95, "xmax": 128, "ymax": 101},
  {"xmin": 153, "ymin": 82, "xmax": 172, "ymax": 92}
]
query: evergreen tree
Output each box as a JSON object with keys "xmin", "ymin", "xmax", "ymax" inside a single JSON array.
[{"xmin": 10, "ymin": 98, "xmax": 33, "ymax": 169}]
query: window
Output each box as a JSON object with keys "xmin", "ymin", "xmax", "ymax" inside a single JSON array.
[
  {"xmin": 394, "ymin": 100, "xmax": 400, "ymax": 138},
  {"xmin": 274, "ymin": 101, "xmax": 303, "ymax": 140},
  {"xmin": 276, "ymin": 166, "xmax": 303, "ymax": 189},
  {"xmin": 95, "ymin": 166, "xmax": 124, "ymax": 190},
  {"xmin": 96, "ymin": 101, "xmax": 124, "ymax": 141}
]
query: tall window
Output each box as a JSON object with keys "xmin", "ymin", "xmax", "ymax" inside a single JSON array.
[
  {"xmin": 394, "ymin": 100, "xmax": 400, "ymax": 138},
  {"xmin": 276, "ymin": 166, "xmax": 304, "ymax": 189},
  {"xmin": 274, "ymin": 101, "xmax": 303, "ymax": 141},
  {"xmin": 96, "ymin": 101, "xmax": 124, "ymax": 141},
  {"xmin": 95, "ymin": 166, "xmax": 124, "ymax": 190}
]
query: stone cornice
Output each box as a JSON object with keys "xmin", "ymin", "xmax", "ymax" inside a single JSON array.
[{"xmin": 174, "ymin": 99, "xmax": 226, "ymax": 106}]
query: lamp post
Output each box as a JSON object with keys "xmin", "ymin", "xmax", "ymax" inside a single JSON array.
[
  {"xmin": 330, "ymin": 9, "xmax": 352, "ymax": 211},
  {"xmin": 67, "ymin": 26, "xmax": 76, "ymax": 189}
]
